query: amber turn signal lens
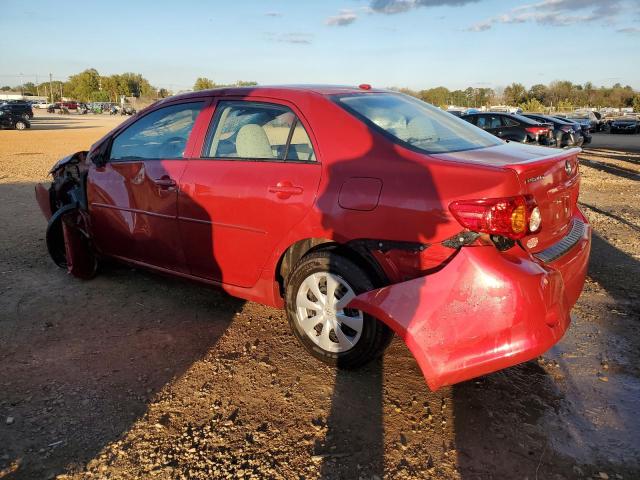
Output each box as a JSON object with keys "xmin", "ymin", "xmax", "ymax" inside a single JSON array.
[{"xmin": 510, "ymin": 205, "xmax": 527, "ymax": 234}]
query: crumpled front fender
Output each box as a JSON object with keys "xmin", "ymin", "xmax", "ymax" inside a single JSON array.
[{"xmin": 348, "ymin": 247, "xmax": 571, "ymax": 391}]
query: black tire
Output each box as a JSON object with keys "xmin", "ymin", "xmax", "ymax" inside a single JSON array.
[
  {"xmin": 14, "ymin": 120, "xmax": 27, "ymax": 130},
  {"xmin": 285, "ymin": 251, "xmax": 393, "ymax": 369}
]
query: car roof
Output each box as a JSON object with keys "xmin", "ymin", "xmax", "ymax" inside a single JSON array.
[{"xmin": 163, "ymin": 84, "xmax": 389, "ymax": 103}]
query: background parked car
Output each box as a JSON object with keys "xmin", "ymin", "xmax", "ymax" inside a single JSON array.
[
  {"xmin": 559, "ymin": 112, "xmax": 597, "ymax": 133},
  {"xmin": 120, "ymin": 105, "xmax": 137, "ymax": 116},
  {"xmin": 522, "ymin": 113, "xmax": 583, "ymax": 147},
  {"xmin": 461, "ymin": 112, "xmax": 555, "ymax": 146},
  {"xmin": 0, "ymin": 110, "xmax": 30, "ymax": 130},
  {"xmin": 0, "ymin": 101, "xmax": 33, "ymax": 120},
  {"xmin": 33, "ymin": 101, "xmax": 54, "ymax": 109},
  {"xmin": 609, "ymin": 115, "xmax": 640, "ymax": 134},
  {"xmin": 552, "ymin": 115, "xmax": 592, "ymax": 144},
  {"xmin": 592, "ymin": 111, "xmax": 606, "ymax": 131},
  {"xmin": 61, "ymin": 101, "xmax": 78, "ymax": 110}
]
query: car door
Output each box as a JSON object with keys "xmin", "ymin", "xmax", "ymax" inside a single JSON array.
[
  {"xmin": 87, "ymin": 100, "xmax": 207, "ymax": 272},
  {"xmin": 178, "ymin": 98, "xmax": 321, "ymax": 288}
]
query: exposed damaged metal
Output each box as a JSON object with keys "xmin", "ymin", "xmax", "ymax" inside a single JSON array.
[
  {"xmin": 35, "ymin": 150, "xmax": 97, "ymax": 279},
  {"xmin": 441, "ymin": 230, "xmax": 481, "ymax": 249}
]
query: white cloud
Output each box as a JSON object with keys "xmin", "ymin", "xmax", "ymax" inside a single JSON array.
[
  {"xmin": 264, "ymin": 32, "xmax": 313, "ymax": 45},
  {"xmin": 468, "ymin": 0, "xmax": 636, "ymax": 32},
  {"xmin": 326, "ymin": 10, "xmax": 358, "ymax": 26}
]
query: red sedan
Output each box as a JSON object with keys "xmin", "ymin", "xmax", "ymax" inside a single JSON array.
[{"xmin": 35, "ymin": 85, "xmax": 591, "ymax": 390}]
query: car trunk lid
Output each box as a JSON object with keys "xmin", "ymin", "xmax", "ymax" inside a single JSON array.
[{"xmin": 432, "ymin": 144, "xmax": 581, "ymax": 253}]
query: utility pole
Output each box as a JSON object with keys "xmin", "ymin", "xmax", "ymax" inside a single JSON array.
[{"xmin": 49, "ymin": 73, "xmax": 53, "ymax": 103}]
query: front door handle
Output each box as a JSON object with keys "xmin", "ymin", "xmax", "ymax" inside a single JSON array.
[
  {"xmin": 268, "ymin": 181, "xmax": 303, "ymax": 199},
  {"xmin": 154, "ymin": 176, "xmax": 176, "ymax": 189}
]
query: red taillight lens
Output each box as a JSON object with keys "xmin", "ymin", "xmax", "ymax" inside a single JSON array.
[
  {"xmin": 449, "ymin": 196, "xmax": 538, "ymax": 239},
  {"xmin": 525, "ymin": 126, "xmax": 550, "ymax": 136}
]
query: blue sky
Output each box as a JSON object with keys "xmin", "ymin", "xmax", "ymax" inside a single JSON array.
[{"xmin": 1, "ymin": 0, "xmax": 639, "ymax": 91}]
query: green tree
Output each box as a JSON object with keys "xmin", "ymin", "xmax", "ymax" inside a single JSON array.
[
  {"xmin": 528, "ymin": 84, "xmax": 548, "ymax": 103},
  {"xmin": 503, "ymin": 82, "xmax": 527, "ymax": 105},
  {"xmin": 519, "ymin": 98, "xmax": 545, "ymax": 112},
  {"xmin": 633, "ymin": 95, "xmax": 640, "ymax": 113},
  {"xmin": 65, "ymin": 68, "xmax": 101, "ymax": 101},
  {"xmin": 557, "ymin": 100, "xmax": 573, "ymax": 112},
  {"xmin": 1, "ymin": 86, "xmax": 11, "ymax": 91},
  {"xmin": 418, "ymin": 87, "xmax": 450, "ymax": 107},
  {"xmin": 193, "ymin": 77, "xmax": 216, "ymax": 91}
]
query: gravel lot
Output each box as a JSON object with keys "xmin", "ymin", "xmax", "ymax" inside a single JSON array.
[{"xmin": 1, "ymin": 112, "xmax": 639, "ymax": 479}]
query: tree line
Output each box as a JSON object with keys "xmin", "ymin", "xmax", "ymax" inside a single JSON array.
[
  {"xmin": 3, "ymin": 71, "xmax": 638, "ymax": 111},
  {"xmin": 396, "ymin": 81, "xmax": 640, "ymax": 111},
  {"xmin": 1, "ymin": 69, "xmax": 164, "ymax": 103},
  {"xmin": 0, "ymin": 70, "xmax": 258, "ymax": 103}
]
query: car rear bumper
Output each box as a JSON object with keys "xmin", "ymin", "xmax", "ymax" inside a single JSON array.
[{"xmin": 349, "ymin": 211, "xmax": 591, "ymax": 391}]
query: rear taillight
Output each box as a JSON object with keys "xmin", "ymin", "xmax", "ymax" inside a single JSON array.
[
  {"xmin": 525, "ymin": 126, "xmax": 550, "ymax": 136},
  {"xmin": 449, "ymin": 195, "xmax": 540, "ymax": 240}
]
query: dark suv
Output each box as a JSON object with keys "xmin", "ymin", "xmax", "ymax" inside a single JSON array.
[
  {"xmin": 0, "ymin": 100, "xmax": 34, "ymax": 120},
  {"xmin": 461, "ymin": 112, "xmax": 555, "ymax": 146}
]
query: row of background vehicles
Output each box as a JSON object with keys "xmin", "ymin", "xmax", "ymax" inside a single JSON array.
[
  {"xmin": 0, "ymin": 98, "xmax": 137, "ymax": 130},
  {"xmin": 448, "ymin": 107, "xmax": 639, "ymax": 148},
  {"xmin": 30, "ymin": 99, "xmax": 136, "ymax": 116}
]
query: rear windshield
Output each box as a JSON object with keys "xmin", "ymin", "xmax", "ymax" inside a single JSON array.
[
  {"xmin": 511, "ymin": 113, "xmax": 540, "ymax": 125},
  {"xmin": 335, "ymin": 93, "xmax": 501, "ymax": 154}
]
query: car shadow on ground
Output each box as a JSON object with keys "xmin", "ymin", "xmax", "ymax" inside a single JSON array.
[
  {"xmin": 0, "ymin": 180, "xmax": 242, "ymax": 479},
  {"xmin": 582, "ymin": 148, "xmax": 640, "ymax": 166},
  {"xmin": 27, "ymin": 119, "xmax": 99, "ymax": 131},
  {"xmin": 579, "ymin": 158, "xmax": 640, "ymax": 181}
]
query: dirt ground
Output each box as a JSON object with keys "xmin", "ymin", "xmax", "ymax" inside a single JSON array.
[{"xmin": 1, "ymin": 112, "xmax": 639, "ymax": 480}]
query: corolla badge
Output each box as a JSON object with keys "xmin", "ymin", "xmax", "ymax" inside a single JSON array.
[{"xmin": 525, "ymin": 175, "xmax": 545, "ymax": 184}]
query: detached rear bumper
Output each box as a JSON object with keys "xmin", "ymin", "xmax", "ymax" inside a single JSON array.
[{"xmin": 349, "ymin": 214, "xmax": 591, "ymax": 391}]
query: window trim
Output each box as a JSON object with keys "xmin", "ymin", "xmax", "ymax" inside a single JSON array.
[
  {"xmin": 200, "ymin": 99, "xmax": 318, "ymax": 164},
  {"xmin": 107, "ymin": 100, "xmax": 206, "ymax": 163}
]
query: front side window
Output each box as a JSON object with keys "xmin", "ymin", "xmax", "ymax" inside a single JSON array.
[
  {"xmin": 110, "ymin": 102, "xmax": 203, "ymax": 161},
  {"xmin": 204, "ymin": 101, "xmax": 315, "ymax": 161},
  {"xmin": 336, "ymin": 93, "xmax": 501, "ymax": 154}
]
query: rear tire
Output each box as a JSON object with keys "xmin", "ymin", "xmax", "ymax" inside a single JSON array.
[{"xmin": 285, "ymin": 251, "xmax": 393, "ymax": 369}]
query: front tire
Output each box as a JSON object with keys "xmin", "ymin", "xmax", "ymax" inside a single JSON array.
[
  {"xmin": 15, "ymin": 120, "xmax": 27, "ymax": 130},
  {"xmin": 285, "ymin": 251, "xmax": 393, "ymax": 369}
]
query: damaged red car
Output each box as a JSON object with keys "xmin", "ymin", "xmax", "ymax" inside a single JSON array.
[{"xmin": 35, "ymin": 85, "xmax": 591, "ymax": 391}]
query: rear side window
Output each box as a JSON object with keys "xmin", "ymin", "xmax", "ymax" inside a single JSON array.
[
  {"xmin": 501, "ymin": 117, "xmax": 519, "ymax": 127},
  {"xmin": 110, "ymin": 102, "xmax": 203, "ymax": 160},
  {"xmin": 204, "ymin": 101, "xmax": 315, "ymax": 161},
  {"xmin": 336, "ymin": 93, "xmax": 500, "ymax": 154}
]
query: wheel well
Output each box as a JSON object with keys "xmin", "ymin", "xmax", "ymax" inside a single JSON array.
[{"xmin": 276, "ymin": 238, "xmax": 388, "ymax": 297}]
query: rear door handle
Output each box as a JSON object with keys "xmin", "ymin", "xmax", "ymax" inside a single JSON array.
[
  {"xmin": 268, "ymin": 181, "xmax": 303, "ymax": 199},
  {"xmin": 154, "ymin": 176, "xmax": 176, "ymax": 189}
]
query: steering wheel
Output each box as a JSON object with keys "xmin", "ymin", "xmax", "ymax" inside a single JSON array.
[{"xmin": 159, "ymin": 136, "xmax": 187, "ymax": 158}]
